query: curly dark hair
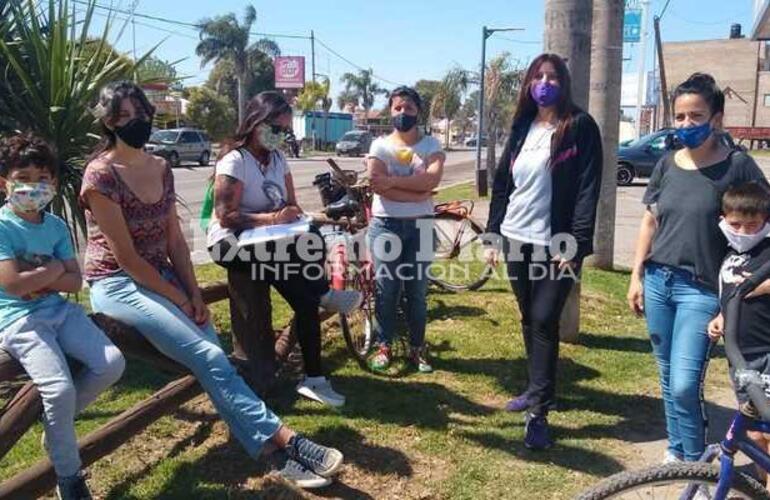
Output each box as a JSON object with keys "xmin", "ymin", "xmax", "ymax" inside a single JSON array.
[{"xmin": 0, "ymin": 133, "xmax": 58, "ymax": 178}]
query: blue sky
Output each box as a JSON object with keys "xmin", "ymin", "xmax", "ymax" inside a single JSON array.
[{"xmin": 87, "ymin": 0, "xmax": 757, "ymax": 106}]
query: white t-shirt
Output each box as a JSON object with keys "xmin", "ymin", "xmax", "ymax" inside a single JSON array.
[
  {"xmin": 500, "ymin": 122, "xmax": 555, "ymax": 246},
  {"xmin": 207, "ymin": 148, "xmax": 291, "ymax": 246},
  {"xmin": 368, "ymin": 134, "xmax": 444, "ymax": 218}
]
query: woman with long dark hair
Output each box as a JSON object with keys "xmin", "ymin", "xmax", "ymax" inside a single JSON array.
[
  {"xmin": 627, "ymin": 73, "xmax": 768, "ymax": 463},
  {"xmin": 485, "ymin": 53, "xmax": 603, "ymax": 449},
  {"xmin": 206, "ymin": 91, "xmax": 360, "ymax": 407},
  {"xmin": 81, "ymin": 81, "xmax": 345, "ymax": 489}
]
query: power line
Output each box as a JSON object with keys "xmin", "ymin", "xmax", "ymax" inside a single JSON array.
[
  {"xmin": 73, "ymin": 0, "xmax": 402, "ymax": 86},
  {"xmin": 492, "ymin": 34, "xmax": 541, "ymax": 45},
  {"xmin": 313, "ymin": 37, "xmax": 403, "ymax": 86},
  {"xmin": 659, "ymin": 0, "xmax": 672, "ymax": 19},
  {"xmin": 72, "ymin": 0, "xmax": 311, "ymax": 40}
]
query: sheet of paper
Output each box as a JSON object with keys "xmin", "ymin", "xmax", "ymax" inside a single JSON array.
[{"xmin": 236, "ymin": 215, "xmax": 311, "ymax": 247}]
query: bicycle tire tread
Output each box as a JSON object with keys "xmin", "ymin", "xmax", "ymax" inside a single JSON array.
[{"xmin": 576, "ymin": 462, "xmax": 770, "ymax": 500}]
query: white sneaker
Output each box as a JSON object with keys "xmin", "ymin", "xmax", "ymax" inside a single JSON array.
[
  {"xmin": 296, "ymin": 377, "xmax": 346, "ymax": 407},
  {"xmin": 319, "ymin": 290, "xmax": 362, "ymax": 315},
  {"xmin": 662, "ymin": 450, "xmax": 683, "ymax": 465}
]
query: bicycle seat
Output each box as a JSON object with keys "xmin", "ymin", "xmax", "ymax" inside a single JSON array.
[{"xmin": 324, "ymin": 195, "xmax": 360, "ymax": 220}]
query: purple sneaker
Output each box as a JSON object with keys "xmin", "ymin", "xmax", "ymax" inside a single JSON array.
[
  {"xmin": 504, "ymin": 394, "xmax": 530, "ymax": 412},
  {"xmin": 524, "ymin": 413, "xmax": 553, "ymax": 450}
]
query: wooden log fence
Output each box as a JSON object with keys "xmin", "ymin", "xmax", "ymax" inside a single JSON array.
[{"xmin": 0, "ymin": 275, "xmax": 319, "ymax": 499}]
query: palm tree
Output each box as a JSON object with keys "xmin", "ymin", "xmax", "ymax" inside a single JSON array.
[
  {"xmin": 336, "ymin": 89, "xmax": 358, "ymax": 111},
  {"xmin": 0, "ymin": 0, "xmax": 150, "ymax": 238},
  {"xmin": 340, "ymin": 69, "xmax": 387, "ymax": 124},
  {"xmin": 430, "ymin": 67, "xmax": 469, "ymax": 148},
  {"xmin": 196, "ymin": 5, "xmax": 279, "ymax": 124},
  {"xmin": 296, "ymin": 78, "xmax": 333, "ymax": 150}
]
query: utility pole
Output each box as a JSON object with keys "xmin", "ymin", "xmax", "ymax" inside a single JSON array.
[
  {"xmin": 544, "ymin": 0, "xmax": 593, "ymax": 343},
  {"xmin": 635, "ymin": 0, "xmax": 650, "ymax": 137},
  {"xmin": 588, "ymin": 0, "xmax": 623, "ymax": 272},
  {"xmin": 475, "ymin": 26, "xmax": 523, "ymax": 197},
  {"xmin": 310, "ymin": 30, "xmax": 316, "ymax": 83},
  {"xmin": 653, "ymin": 16, "xmax": 671, "ymax": 128}
]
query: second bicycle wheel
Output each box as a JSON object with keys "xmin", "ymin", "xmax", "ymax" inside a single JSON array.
[
  {"xmin": 429, "ymin": 211, "xmax": 494, "ymax": 292},
  {"xmin": 339, "ymin": 264, "xmax": 375, "ymax": 370},
  {"xmin": 576, "ymin": 462, "xmax": 770, "ymax": 500}
]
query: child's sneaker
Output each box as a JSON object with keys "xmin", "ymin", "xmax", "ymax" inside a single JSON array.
[
  {"xmin": 662, "ymin": 450, "xmax": 683, "ymax": 465},
  {"xmin": 319, "ymin": 290, "xmax": 362, "ymax": 315},
  {"xmin": 56, "ymin": 470, "xmax": 92, "ymax": 500},
  {"xmin": 296, "ymin": 376, "xmax": 345, "ymax": 407},
  {"xmin": 276, "ymin": 457, "xmax": 332, "ymax": 489},
  {"xmin": 285, "ymin": 434, "xmax": 344, "ymax": 477},
  {"xmin": 409, "ymin": 345, "xmax": 433, "ymax": 373},
  {"xmin": 369, "ymin": 345, "xmax": 391, "ymax": 372}
]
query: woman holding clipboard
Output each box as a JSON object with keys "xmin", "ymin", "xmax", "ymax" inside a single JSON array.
[{"xmin": 207, "ymin": 91, "xmax": 360, "ymax": 408}]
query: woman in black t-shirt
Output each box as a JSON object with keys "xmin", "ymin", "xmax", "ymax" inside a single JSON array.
[{"xmin": 627, "ymin": 73, "xmax": 768, "ymax": 463}]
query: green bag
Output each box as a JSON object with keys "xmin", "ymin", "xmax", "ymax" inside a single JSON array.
[{"xmin": 199, "ymin": 180, "xmax": 214, "ymax": 231}]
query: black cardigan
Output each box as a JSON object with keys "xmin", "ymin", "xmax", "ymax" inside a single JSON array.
[{"xmin": 485, "ymin": 110, "xmax": 603, "ymax": 260}]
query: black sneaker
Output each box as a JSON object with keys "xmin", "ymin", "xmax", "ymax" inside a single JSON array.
[
  {"xmin": 285, "ymin": 434, "xmax": 344, "ymax": 477},
  {"xmin": 56, "ymin": 471, "xmax": 92, "ymax": 500},
  {"xmin": 276, "ymin": 457, "xmax": 332, "ymax": 489}
]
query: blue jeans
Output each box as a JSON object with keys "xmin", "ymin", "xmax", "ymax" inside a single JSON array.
[
  {"xmin": 0, "ymin": 301, "xmax": 125, "ymax": 477},
  {"xmin": 368, "ymin": 217, "xmax": 434, "ymax": 348},
  {"xmin": 644, "ymin": 262, "xmax": 720, "ymax": 461},
  {"xmin": 89, "ymin": 270, "xmax": 282, "ymax": 458}
]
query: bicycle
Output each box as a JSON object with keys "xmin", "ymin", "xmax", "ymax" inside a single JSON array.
[
  {"xmin": 312, "ymin": 159, "xmax": 493, "ymax": 372},
  {"xmin": 577, "ymin": 261, "xmax": 770, "ymax": 500}
]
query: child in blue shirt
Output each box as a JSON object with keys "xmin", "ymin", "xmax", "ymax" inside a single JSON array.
[{"xmin": 0, "ymin": 134, "xmax": 125, "ymax": 500}]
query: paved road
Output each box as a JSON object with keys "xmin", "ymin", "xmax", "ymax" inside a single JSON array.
[{"xmin": 173, "ymin": 149, "xmax": 483, "ymax": 263}]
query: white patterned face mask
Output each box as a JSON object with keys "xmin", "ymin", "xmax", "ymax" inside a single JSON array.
[
  {"xmin": 5, "ymin": 181, "xmax": 56, "ymax": 213},
  {"xmin": 719, "ymin": 218, "xmax": 770, "ymax": 254},
  {"xmin": 257, "ymin": 124, "xmax": 287, "ymax": 151}
]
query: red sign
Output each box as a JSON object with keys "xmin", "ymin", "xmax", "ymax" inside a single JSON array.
[{"xmin": 274, "ymin": 56, "xmax": 305, "ymax": 89}]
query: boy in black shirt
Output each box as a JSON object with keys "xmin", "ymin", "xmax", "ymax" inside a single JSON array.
[{"xmin": 709, "ymin": 181, "xmax": 770, "ymax": 484}]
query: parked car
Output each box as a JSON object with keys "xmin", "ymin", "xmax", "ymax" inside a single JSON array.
[
  {"xmin": 335, "ymin": 130, "xmax": 372, "ymax": 157},
  {"xmin": 465, "ymin": 135, "xmax": 488, "ymax": 147},
  {"xmin": 145, "ymin": 128, "xmax": 212, "ymax": 166},
  {"xmin": 616, "ymin": 128, "xmax": 741, "ymax": 186}
]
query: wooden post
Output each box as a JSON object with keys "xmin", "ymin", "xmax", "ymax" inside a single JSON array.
[
  {"xmin": 0, "ymin": 375, "xmax": 201, "ymax": 500},
  {"xmin": 0, "ymin": 382, "xmax": 42, "ymax": 460}
]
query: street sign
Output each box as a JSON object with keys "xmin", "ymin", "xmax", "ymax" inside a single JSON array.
[
  {"xmin": 624, "ymin": 9, "xmax": 642, "ymax": 43},
  {"xmin": 274, "ymin": 56, "xmax": 305, "ymax": 89}
]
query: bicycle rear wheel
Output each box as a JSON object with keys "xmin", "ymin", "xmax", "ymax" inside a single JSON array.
[
  {"xmin": 576, "ymin": 462, "xmax": 770, "ymax": 500},
  {"xmin": 429, "ymin": 211, "xmax": 493, "ymax": 292},
  {"xmin": 339, "ymin": 263, "xmax": 375, "ymax": 369}
]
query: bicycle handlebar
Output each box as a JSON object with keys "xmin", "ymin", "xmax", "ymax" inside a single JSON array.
[{"xmin": 724, "ymin": 259, "xmax": 770, "ymax": 421}]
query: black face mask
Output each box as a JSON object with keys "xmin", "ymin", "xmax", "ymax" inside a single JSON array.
[
  {"xmin": 115, "ymin": 118, "xmax": 152, "ymax": 149},
  {"xmin": 392, "ymin": 113, "xmax": 418, "ymax": 132}
]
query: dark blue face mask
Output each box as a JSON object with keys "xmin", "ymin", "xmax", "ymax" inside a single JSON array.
[{"xmin": 675, "ymin": 120, "xmax": 713, "ymax": 149}]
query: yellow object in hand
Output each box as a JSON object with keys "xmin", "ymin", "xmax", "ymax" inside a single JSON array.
[{"xmin": 394, "ymin": 147, "xmax": 414, "ymax": 165}]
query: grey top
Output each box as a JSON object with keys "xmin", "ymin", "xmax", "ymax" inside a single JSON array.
[{"xmin": 643, "ymin": 150, "xmax": 768, "ymax": 291}]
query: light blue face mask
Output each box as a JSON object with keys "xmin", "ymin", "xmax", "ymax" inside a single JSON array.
[{"xmin": 675, "ymin": 120, "xmax": 712, "ymax": 149}]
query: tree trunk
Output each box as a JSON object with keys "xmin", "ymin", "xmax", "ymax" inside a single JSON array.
[
  {"xmin": 445, "ymin": 115, "xmax": 451, "ymax": 150},
  {"xmin": 544, "ymin": 0, "xmax": 594, "ymax": 343},
  {"xmin": 588, "ymin": 0, "xmax": 623, "ymax": 270},
  {"xmin": 544, "ymin": 0, "xmax": 594, "ymax": 110},
  {"xmin": 237, "ymin": 75, "xmax": 246, "ymax": 125}
]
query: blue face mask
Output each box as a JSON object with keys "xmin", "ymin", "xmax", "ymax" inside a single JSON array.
[{"xmin": 675, "ymin": 121, "xmax": 712, "ymax": 149}]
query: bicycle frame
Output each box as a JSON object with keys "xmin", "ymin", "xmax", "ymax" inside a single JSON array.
[{"xmin": 692, "ymin": 411, "xmax": 770, "ymax": 500}]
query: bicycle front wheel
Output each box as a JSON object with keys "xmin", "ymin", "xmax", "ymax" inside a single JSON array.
[
  {"xmin": 429, "ymin": 212, "xmax": 493, "ymax": 292},
  {"xmin": 577, "ymin": 462, "xmax": 770, "ymax": 500}
]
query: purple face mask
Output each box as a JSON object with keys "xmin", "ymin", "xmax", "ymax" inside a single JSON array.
[{"xmin": 531, "ymin": 81, "xmax": 561, "ymax": 107}]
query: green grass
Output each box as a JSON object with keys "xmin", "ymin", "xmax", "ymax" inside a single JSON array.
[
  {"xmin": 434, "ymin": 181, "xmax": 486, "ymax": 204},
  {"xmin": 0, "ymin": 264, "xmax": 726, "ymax": 499}
]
